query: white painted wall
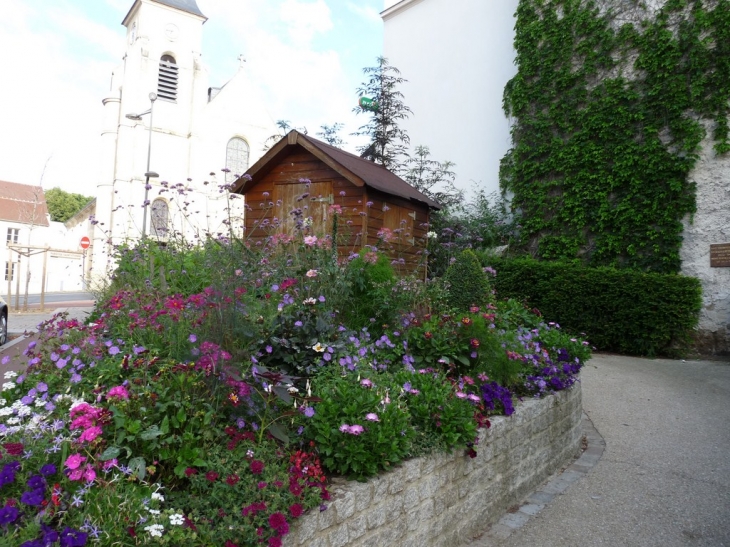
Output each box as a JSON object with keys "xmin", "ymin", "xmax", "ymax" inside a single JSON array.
[{"xmin": 382, "ymin": 0, "xmax": 519, "ymax": 196}]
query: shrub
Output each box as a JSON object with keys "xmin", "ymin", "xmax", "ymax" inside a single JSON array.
[
  {"xmin": 304, "ymin": 372, "xmax": 413, "ymax": 481},
  {"xmin": 444, "ymin": 250, "xmax": 492, "ymax": 311},
  {"xmin": 484, "ymin": 258, "xmax": 702, "ymax": 356}
]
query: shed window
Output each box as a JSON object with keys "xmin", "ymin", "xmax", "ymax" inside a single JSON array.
[
  {"xmin": 157, "ymin": 55, "xmax": 178, "ymax": 102},
  {"xmin": 226, "ymin": 137, "xmax": 250, "ymax": 184},
  {"xmin": 6, "ymin": 228, "xmax": 19, "ymax": 244},
  {"xmin": 151, "ymin": 199, "xmax": 169, "ymax": 238}
]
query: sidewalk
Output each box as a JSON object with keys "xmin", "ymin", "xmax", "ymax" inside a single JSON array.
[{"xmin": 467, "ymin": 353, "xmax": 730, "ymax": 546}]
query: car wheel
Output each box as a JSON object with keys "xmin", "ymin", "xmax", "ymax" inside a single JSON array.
[{"xmin": 0, "ymin": 313, "xmax": 6, "ymax": 346}]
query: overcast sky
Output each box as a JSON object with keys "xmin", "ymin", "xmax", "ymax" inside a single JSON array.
[{"xmin": 0, "ymin": 0, "xmax": 384, "ymax": 195}]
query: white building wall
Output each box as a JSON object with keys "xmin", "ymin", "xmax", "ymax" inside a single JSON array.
[{"xmin": 382, "ymin": 0, "xmax": 519, "ymax": 195}]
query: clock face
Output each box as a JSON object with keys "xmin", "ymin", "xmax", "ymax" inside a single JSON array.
[{"xmin": 164, "ymin": 23, "xmax": 179, "ymax": 41}]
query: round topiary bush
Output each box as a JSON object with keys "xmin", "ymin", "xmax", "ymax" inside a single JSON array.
[{"xmin": 444, "ymin": 249, "xmax": 492, "ymax": 311}]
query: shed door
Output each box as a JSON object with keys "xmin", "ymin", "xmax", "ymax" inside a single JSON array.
[{"xmin": 274, "ymin": 181, "xmax": 333, "ymax": 236}]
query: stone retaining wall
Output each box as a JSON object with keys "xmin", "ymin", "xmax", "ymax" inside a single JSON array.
[{"xmin": 284, "ymin": 381, "xmax": 583, "ymax": 547}]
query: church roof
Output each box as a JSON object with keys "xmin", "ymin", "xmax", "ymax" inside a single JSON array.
[
  {"xmin": 233, "ymin": 131, "xmax": 441, "ymax": 210},
  {"xmin": 151, "ymin": 0, "xmax": 206, "ymax": 18},
  {"xmin": 0, "ymin": 180, "xmax": 50, "ymax": 227},
  {"xmin": 123, "ymin": 0, "xmax": 206, "ymax": 24}
]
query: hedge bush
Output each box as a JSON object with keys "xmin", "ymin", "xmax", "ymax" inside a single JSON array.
[
  {"xmin": 482, "ymin": 258, "xmax": 702, "ymax": 357},
  {"xmin": 444, "ymin": 250, "xmax": 492, "ymax": 311}
]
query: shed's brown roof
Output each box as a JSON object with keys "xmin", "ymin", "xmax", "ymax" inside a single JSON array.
[
  {"xmin": 0, "ymin": 181, "xmax": 50, "ymax": 227},
  {"xmin": 233, "ymin": 131, "xmax": 441, "ymax": 209}
]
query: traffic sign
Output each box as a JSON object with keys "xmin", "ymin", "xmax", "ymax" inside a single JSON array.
[{"xmin": 80, "ymin": 236, "xmax": 91, "ymax": 249}]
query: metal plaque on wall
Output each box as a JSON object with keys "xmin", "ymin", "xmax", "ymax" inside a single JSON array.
[{"xmin": 710, "ymin": 243, "xmax": 730, "ymax": 267}]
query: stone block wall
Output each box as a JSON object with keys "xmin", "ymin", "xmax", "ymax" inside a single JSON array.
[{"xmin": 284, "ymin": 381, "xmax": 583, "ymax": 547}]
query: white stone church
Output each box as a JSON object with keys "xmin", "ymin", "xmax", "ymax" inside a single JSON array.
[{"xmin": 85, "ymin": 0, "xmax": 277, "ymax": 280}]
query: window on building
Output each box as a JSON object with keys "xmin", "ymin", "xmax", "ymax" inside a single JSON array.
[
  {"xmin": 151, "ymin": 199, "xmax": 169, "ymax": 239},
  {"xmin": 6, "ymin": 228, "xmax": 19, "ymax": 244},
  {"xmin": 4, "ymin": 262, "xmax": 15, "ymax": 282},
  {"xmin": 157, "ymin": 55, "xmax": 178, "ymax": 102},
  {"xmin": 226, "ymin": 137, "xmax": 250, "ymax": 184}
]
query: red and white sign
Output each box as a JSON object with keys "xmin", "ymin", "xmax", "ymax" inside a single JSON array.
[{"xmin": 80, "ymin": 236, "xmax": 91, "ymax": 249}]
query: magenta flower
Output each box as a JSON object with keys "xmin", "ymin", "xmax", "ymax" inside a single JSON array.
[
  {"xmin": 365, "ymin": 413, "xmax": 379, "ymax": 422},
  {"xmin": 360, "ymin": 379, "xmax": 373, "ymax": 388},
  {"xmin": 65, "ymin": 453, "xmax": 87, "ymax": 470},
  {"xmin": 79, "ymin": 426, "xmax": 103, "ymax": 443},
  {"xmin": 107, "ymin": 385, "xmax": 130, "ymax": 400},
  {"xmin": 339, "ymin": 424, "xmax": 350, "ymax": 433}
]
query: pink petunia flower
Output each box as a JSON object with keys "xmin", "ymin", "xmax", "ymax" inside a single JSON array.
[
  {"xmin": 65, "ymin": 453, "xmax": 87, "ymax": 470},
  {"xmin": 365, "ymin": 413, "xmax": 379, "ymax": 422}
]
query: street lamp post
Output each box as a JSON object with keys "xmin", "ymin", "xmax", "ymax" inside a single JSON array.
[{"xmin": 125, "ymin": 92, "xmax": 158, "ymax": 237}]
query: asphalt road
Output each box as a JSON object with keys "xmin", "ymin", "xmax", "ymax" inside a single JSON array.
[{"xmin": 3, "ymin": 291, "xmax": 94, "ymax": 306}]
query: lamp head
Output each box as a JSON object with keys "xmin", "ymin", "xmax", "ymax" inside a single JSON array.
[
  {"xmin": 125, "ymin": 113, "xmax": 143, "ymax": 121},
  {"xmin": 145, "ymin": 171, "xmax": 160, "ymax": 178}
]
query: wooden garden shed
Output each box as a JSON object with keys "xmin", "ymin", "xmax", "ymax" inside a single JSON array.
[{"xmin": 232, "ymin": 130, "xmax": 441, "ymax": 274}]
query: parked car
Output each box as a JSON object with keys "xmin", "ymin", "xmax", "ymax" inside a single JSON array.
[{"xmin": 0, "ymin": 296, "xmax": 7, "ymax": 345}]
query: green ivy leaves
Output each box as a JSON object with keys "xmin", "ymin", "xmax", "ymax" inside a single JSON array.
[{"xmin": 503, "ymin": 0, "xmax": 730, "ymax": 272}]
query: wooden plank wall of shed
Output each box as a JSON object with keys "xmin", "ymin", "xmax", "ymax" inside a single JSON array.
[
  {"xmin": 242, "ymin": 147, "xmax": 430, "ymax": 276},
  {"xmin": 363, "ymin": 188, "xmax": 430, "ymax": 276},
  {"xmin": 244, "ymin": 148, "xmax": 366, "ymax": 253}
]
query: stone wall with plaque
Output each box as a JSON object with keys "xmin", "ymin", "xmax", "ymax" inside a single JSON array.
[{"xmin": 710, "ymin": 243, "xmax": 730, "ymax": 268}]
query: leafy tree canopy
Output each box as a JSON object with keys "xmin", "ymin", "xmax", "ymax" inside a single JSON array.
[{"xmin": 45, "ymin": 187, "xmax": 93, "ymax": 223}]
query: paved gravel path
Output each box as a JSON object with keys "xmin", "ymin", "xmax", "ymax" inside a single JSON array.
[{"xmin": 471, "ymin": 353, "xmax": 730, "ymax": 547}]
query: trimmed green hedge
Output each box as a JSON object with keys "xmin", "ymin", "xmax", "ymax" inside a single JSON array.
[{"xmin": 482, "ymin": 258, "xmax": 702, "ymax": 357}]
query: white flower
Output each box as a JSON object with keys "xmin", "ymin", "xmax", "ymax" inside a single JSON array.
[
  {"xmin": 144, "ymin": 524, "xmax": 164, "ymax": 537},
  {"xmin": 0, "ymin": 408, "xmax": 13, "ymax": 416},
  {"xmin": 3, "ymin": 372, "xmax": 17, "ymax": 380},
  {"xmin": 6, "ymin": 417, "xmax": 19, "ymax": 425},
  {"xmin": 16, "ymin": 406, "xmax": 30, "ymax": 417},
  {"xmin": 2, "ymin": 382, "xmax": 16, "ymax": 391},
  {"xmin": 303, "ymin": 297, "xmax": 316, "ymax": 305},
  {"xmin": 34, "ymin": 399, "xmax": 46, "ymax": 407},
  {"xmin": 169, "ymin": 513, "xmax": 184, "ymax": 526},
  {"xmin": 151, "ymin": 492, "xmax": 165, "ymax": 502},
  {"xmin": 0, "ymin": 398, "xmax": 5, "ymax": 407},
  {"xmin": 426, "ymin": 231, "xmax": 437, "ymax": 239},
  {"xmin": 148, "ymin": 509, "xmax": 161, "ymax": 515},
  {"xmin": 312, "ymin": 342, "xmax": 325, "ymax": 353},
  {"xmin": 306, "ymin": 269, "xmax": 318, "ymax": 278}
]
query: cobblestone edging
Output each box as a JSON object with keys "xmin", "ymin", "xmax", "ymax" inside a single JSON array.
[{"xmin": 283, "ymin": 380, "xmax": 583, "ymax": 547}]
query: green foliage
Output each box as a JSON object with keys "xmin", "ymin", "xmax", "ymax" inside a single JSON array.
[
  {"xmin": 305, "ymin": 372, "xmax": 413, "ymax": 481},
  {"xmin": 353, "ymin": 57, "xmax": 412, "ymax": 171},
  {"xmin": 44, "ymin": 187, "xmax": 93, "ymax": 223},
  {"xmin": 486, "ymin": 257, "xmax": 702, "ymax": 356},
  {"xmin": 393, "ymin": 370, "xmax": 477, "ymax": 453},
  {"xmin": 344, "ymin": 249, "xmax": 397, "ymax": 331},
  {"xmin": 444, "ymin": 250, "xmax": 492, "ymax": 311},
  {"xmin": 403, "ymin": 145, "xmax": 462, "ymax": 208},
  {"xmin": 503, "ymin": 0, "xmax": 730, "ymax": 272}
]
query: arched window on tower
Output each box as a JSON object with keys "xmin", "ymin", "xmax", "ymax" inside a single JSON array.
[
  {"xmin": 157, "ymin": 55, "xmax": 178, "ymax": 102},
  {"xmin": 151, "ymin": 199, "xmax": 169, "ymax": 239},
  {"xmin": 226, "ymin": 137, "xmax": 250, "ymax": 184}
]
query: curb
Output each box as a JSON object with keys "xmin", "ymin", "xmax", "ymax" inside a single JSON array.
[{"xmin": 467, "ymin": 411, "xmax": 606, "ymax": 545}]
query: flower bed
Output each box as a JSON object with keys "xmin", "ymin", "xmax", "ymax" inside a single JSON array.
[
  {"xmin": 283, "ymin": 381, "xmax": 583, "ymax": 546},
  {"xmin": 0, "ymin": 193, "xmax": 590, "ymax": 546}
]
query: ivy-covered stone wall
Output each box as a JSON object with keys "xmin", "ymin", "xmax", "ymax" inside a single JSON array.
[{"xmin": 501, "ymin": 0, "xmax": 730, "ymax": 273}]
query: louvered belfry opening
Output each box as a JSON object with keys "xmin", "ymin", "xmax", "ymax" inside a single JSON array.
[{"xmin": 157, "ymin": 55, "xmax": 178, "ymax": 102}]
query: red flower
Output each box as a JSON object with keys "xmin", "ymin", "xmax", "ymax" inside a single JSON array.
[
  {"xmin": 289, "ymin": 503, "xmax": 304, "ymax": 518},
  {"xmin": 257, "ymin": 481, "xmax": 268, "ymax": 490},
  {"xmin": 225, "ymin": 541, "xmax": 239, "ymax": 547},
  {"xmin": 250, "ymin": 460, "xmax": 264, "ymax": 475},
  {"xmin": 269, "ymin": 512, "xmax": 287, "ymax": 531},
  {"xmin": 461, "ymin": 317, "xmax": 472, "ymax": 326},
  {"xmin": 470, "ymin": 338, "xmax": 480, "ymax": 349},
  {"xmin": 184, "ymin": 467, "xmax": 197, "ymax": 477},
  {"xmin": 226, "ymin": 474, "xmax": 239, "ymax": 486},
  {"xmin": 424, "ymin": 332, "xmax": 433, "ymax": 339},
  {"xmin": 269, "ymin": 537, "xmax": 282, "ymax": 547},
  {"xmin": 127, "ymin": 527, "xmax": 137, "ymax": 538},
  {"xmin": 3, "ymin": 443, "xmax": 23, "ymax": 456},
  {"xmin": 205, "ymin": 471, "xmax": 219, "ymax": 482}
]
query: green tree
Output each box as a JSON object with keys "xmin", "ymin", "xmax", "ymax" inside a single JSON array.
[
  {"xmin": 403, "ymin": 146, "xmax": 462, "ymax": 209},
  {"xmin": 45, "ymin": 187, "xmax": 93, "ymax": 223},
  {"xmin": 352, "ymin": 57, "xmax": 412, "ymax": 172}
]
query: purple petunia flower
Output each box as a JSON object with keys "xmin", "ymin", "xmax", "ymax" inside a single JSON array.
[
  {"xmin": 0, "ymin": 506, "xmax": 19, "ymax": 526},
  {"xmin": 21, "ymin": 488, "xmax": 45, "ymax": 506},
  {"xmin": 303, "ymin": 407, "xmax": 315, "ymax": 418},
  {"xmin": 40, "ymin": 464, "xmax": 57, "ymax": 476},
  {"xmin": 108, "ymin": 346, "xmax": 120, "ymax": 356}
]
